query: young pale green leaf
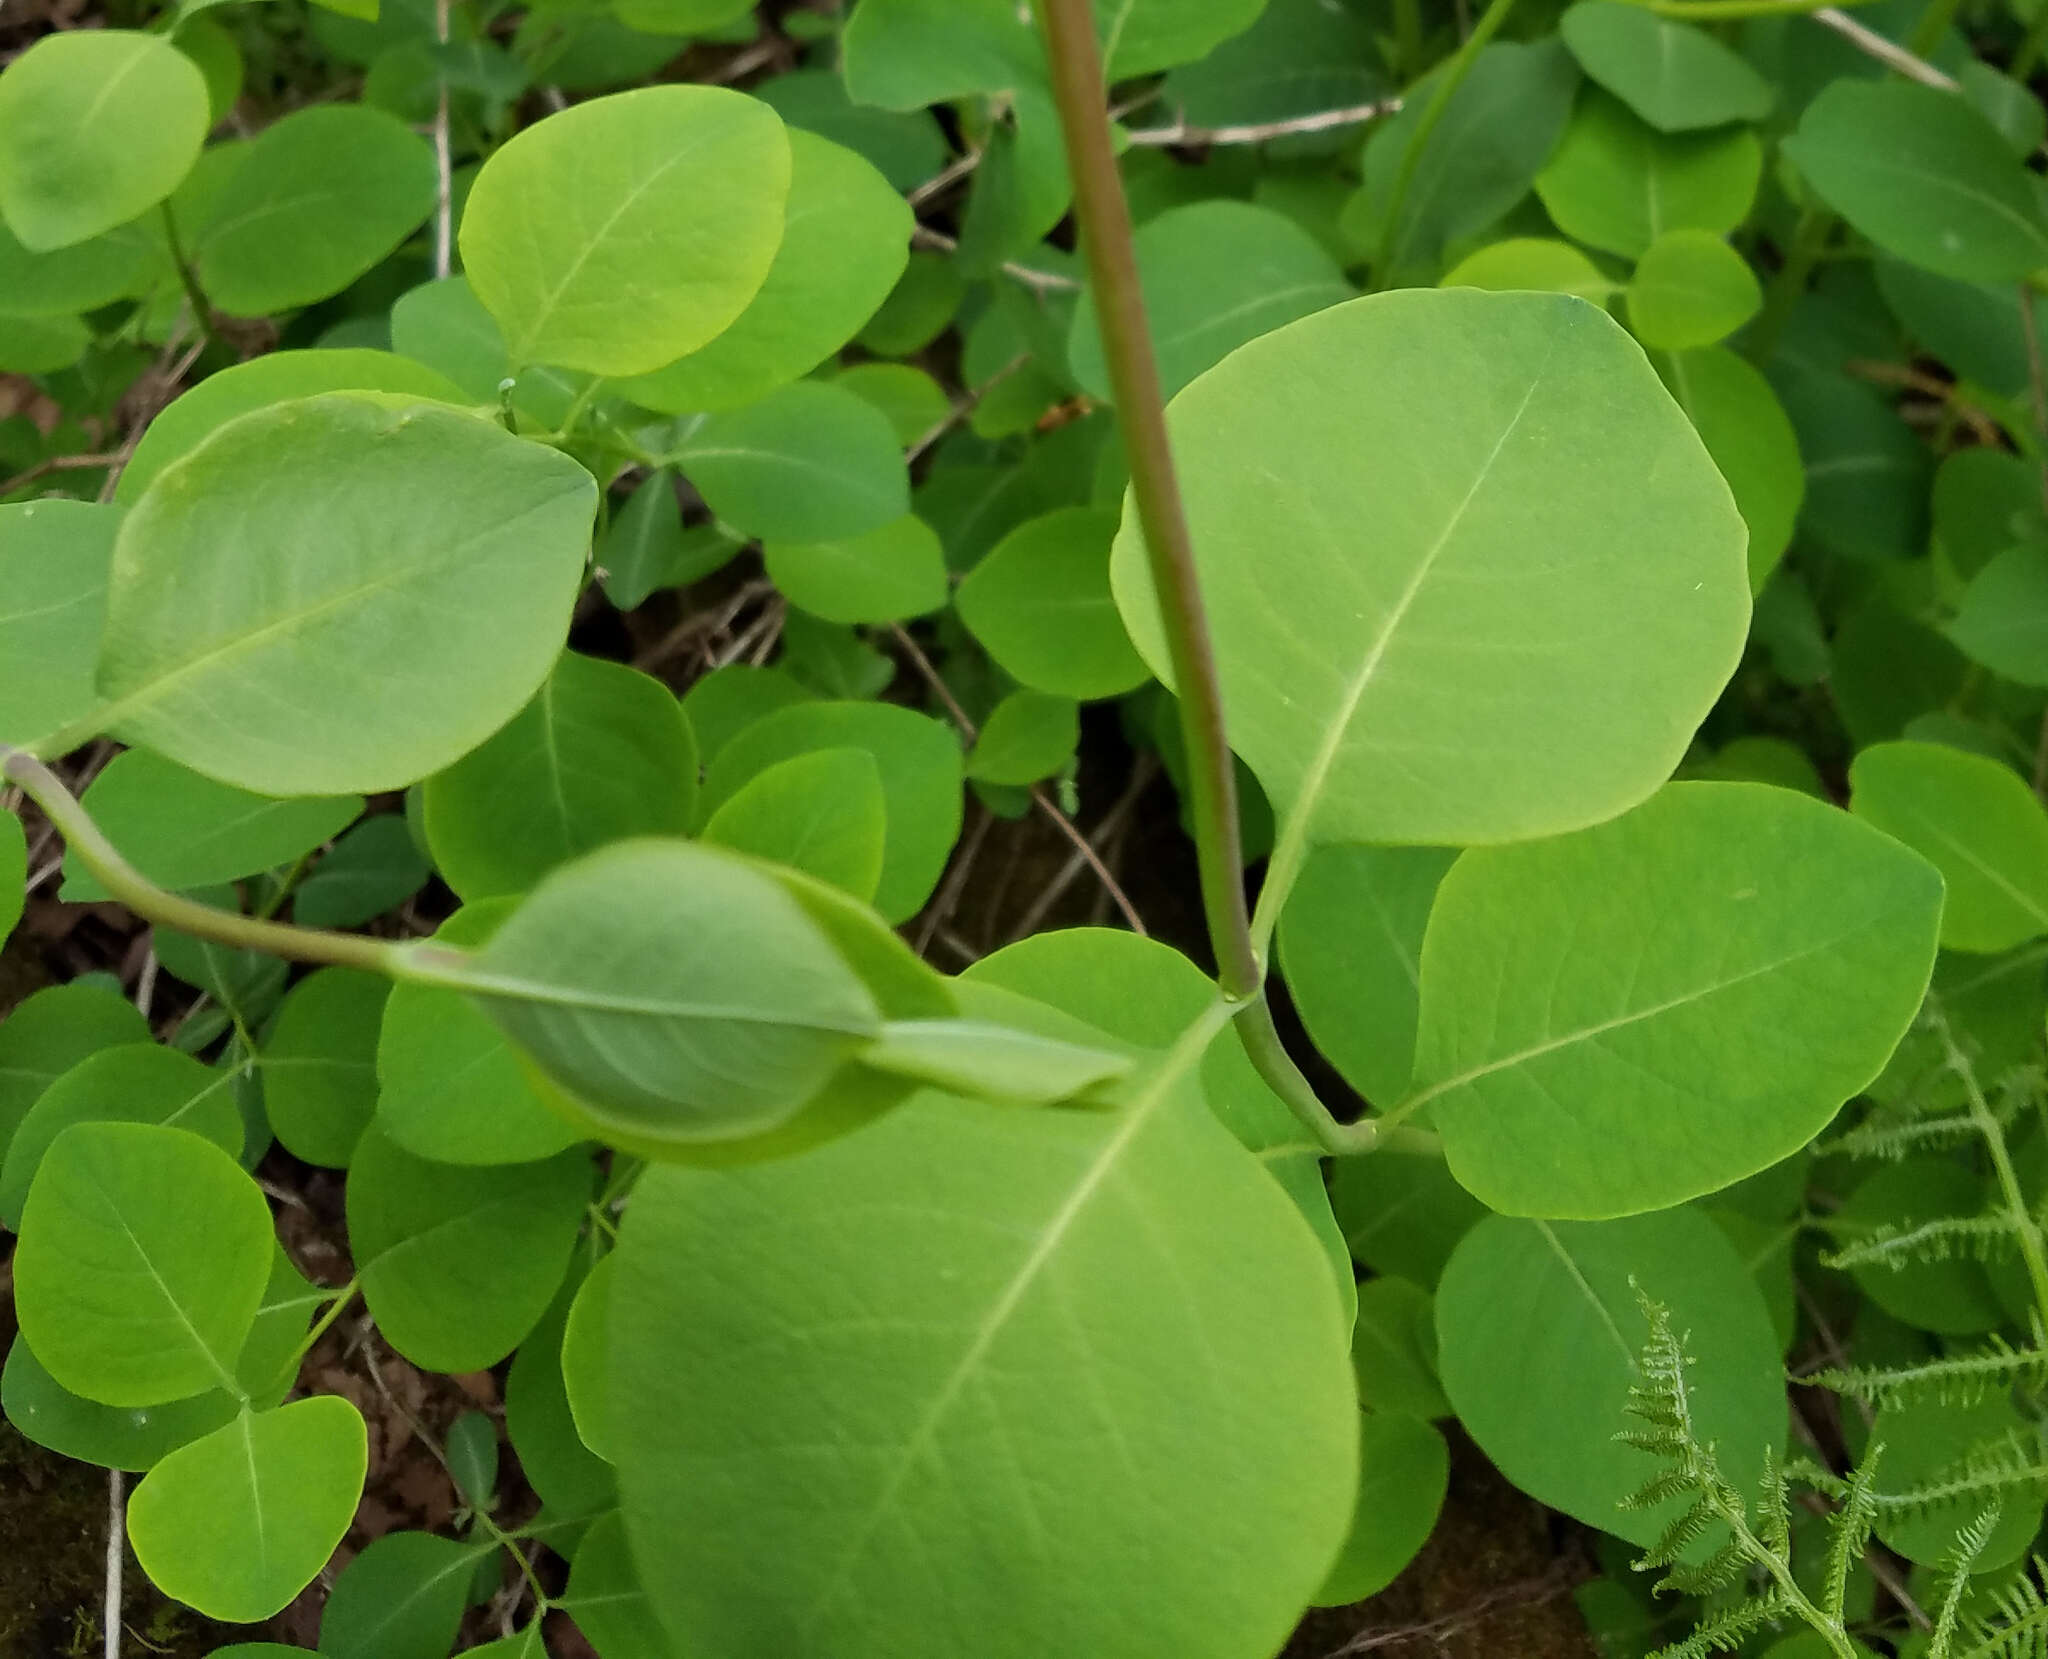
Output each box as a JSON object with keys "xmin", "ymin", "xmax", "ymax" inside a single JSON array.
[
  {"xmin": 14, "ymin": 1122, "xmax": 273, "ymax": 1407},
  {"xmin": 259, "ymin": 969, "xmax": 388, "ymax": 1169},
  {"xmin": 702, "ymin": 747, "xmax": 888, "ymax": 903},
  {"xmin": 1850, "ymin": 740, "xmax": 2048, "ymax": 952},
  {"xmin": 1626, "ymin": 229, "xmax": 1761, "ymax": 350},
  {"xmin": 609, "ymin": 1046, "xmax": 1355, "ymax": 1659},
  {"xmin": 442, "ymin": 839, "xmax": 883, "ymax": 1141},
  {"xmin": 859, "ymin": 1018, "xmax": 1132, "ymax": 1104},
  {"xmin": 1658, "ymin": 346, "xmax": 1803, "ymax": 589},
  {"xmin": 61, "ymin": 748, "xmax": 360, "ymax": 903},
  {"xmin": 1784, "ymin": 80, "xmax": 2048, "ymax": 285},
  {"xmin": 0, "ymin": 1045, "xmax": 242, "ymax": 1230},
  {"xmin": 961, "ymin": 507, "xmax": 1151, "ymax": 700},
  {"xmin": 1948, "ymin": 545, "xmax": 2048, "ymax": 686},
  {"xmin": 128, "ymin": 1397, "xmax": 367, "ymax": 1622},
  {"xmin": 98, "ymin": 394, "xmax": 598, "ymax": 796},
  {"xmin": 1535, "ymin": 88, "xmax": 1761, "ymax": 259},
  {"xmin": 0, "ymin": 982, "xmax": 151, "ymax": 1159},
  {"xmin": 0, "ymin": 32, "xmax": 209, "ymax": 250},
  {"xmin": 676, "ymin": 380, "xmax": 910, "ymax": 545},
  {"xmin": 0, "ymin": 499, "xmax": 119, "ymax": 750},
  {"xmin": 560, "ymin": 1251, "xmax": 619, "ymax": 1465},
  {"xmin": 460, "ymin": 85, "xmax": 793, "ymax": 375},
  {"xmin": 1407, "ymin": 783, "xmax": 1942, "ymax": 1219},
  {"xmin": 348, "ymin": 1129, "xmax": 591, "ymax": 1372},
  {"xmin": 1278, "ymin": 845, "xmax": 1456, "ymax": 1109},
  {"xmin": 377, "ymin": 902, "xmax": 585, "ymax": 1167},
  {"xmin": 834, "ymin": 362, "xmax": 952, "ymax": 445},
  {"xmin": 389, "ymin": 275, "xmax": 513, "ymax": 404},
  {"xmin": 189, "ymin": 105, "xmax": 435, "ymax": 316},
  {"xmin": 1440, "ymin": 237, "xmax": 1615, "ymax": 300},
  {"xmin": 1112, "ymin": 288, "xmax": 1749, "ymax": 849},
  {"xmin": 703, "ymin": 701, "xmax": 963, "ymax": 924},
  {"xmin": 423, "ymin": 651, "xmax": 697, "ymax": 902},
  {"xmin": 1558, "ymin": 2, "xmax": 1771, "ymax": 132},
  {"xmin": 1312, "ymin": 1414, "xmax": 1449, "ymax": 1607},
  {"xmin": 765, "ymin": 515, "xmax": 949, "ymax": 626},
  {"xmin": 1069, "ymin": 200, "xmax": 1352, "ymax": 403},
  {"xmin": 115, "ymin": 349, "xmax": 471, "ymax": 504},
  {"xmin": 1, "ymin": 812, "xmax": 22, "ymax": 945},
  {"xmin": 1437, "ymin": 1210, "xmax": 1783, "ymax": 1545},
  {"xmin": 966, "ymin": 690, "xmax": 1079, "ymax": 787},
  {"xmin": 319, "ymin": 1528, "xmax": 491, "ymax": 1659},
  {"xmin": 621, "ymin": 130, "xmax": 911, "ymax": 413}
]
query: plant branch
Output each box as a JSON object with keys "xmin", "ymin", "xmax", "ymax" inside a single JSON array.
[
  {"xmin": 1035, "ymin": 0, "xmax": 1257, "ymax": 1000},
  {"xmin": 1813, "ymin": 4, "xmax": 1957, "ymax": 81},
  {"xmin": 156, "ymin": 203, "xmax": 219, "ymax": 350},
  {"xmin": 432, "ymin": 0, "xmax": 454, "ymax": 280},
  {"xmin": 103, "ymin": 1470, "xmax": 122, "ymax": 1659},
  {"xmin": 1125, "ymin": 97, "xmax": 1405, "ymax": 147},
  {"xmin": 1630, "ymin": 0, "xmax": 1879, "ymax": 17},
  {"xmin": 1, "ymin": 747, "xmax": 404, "ymax": 977}
]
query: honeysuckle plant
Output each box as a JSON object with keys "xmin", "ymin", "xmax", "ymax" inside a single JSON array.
[{"xmin": 7, "ymin": 0, "xmax": 2048, "ymax": 1655}]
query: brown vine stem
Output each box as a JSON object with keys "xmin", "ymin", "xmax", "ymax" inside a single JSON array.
[{"xmin": 1035, "ymin": 0, "xmax": 1375, "ymax": 1156}]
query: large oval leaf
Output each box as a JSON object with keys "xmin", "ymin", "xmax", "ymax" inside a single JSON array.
[
  {"xmin": 460, "ymin": 85, "xmax": 793, "ymax": 376},
  {"xmin": 0, "ymin": 500, "xmax": 119, "ymax": 750},
  {"xmin": 1404, "ymin": 783, "xmax": 1942, "ymax": 1218},
  {"xmin": 95, "ymin": 394, "xmax": 597, "ymax": 795},
  {"xmin": 1110, "ymin": 288, "xmax": 1748, "ymax": 849},
  {"xmin": 608, "ymin": 1037, "xmax": 1355, "ymax": 1658}
]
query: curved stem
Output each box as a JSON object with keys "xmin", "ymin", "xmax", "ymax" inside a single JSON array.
[
  {"xmin": 1373, "ymin": 0, "xmax": 1522, "ymax": 285},
  {"xmin": 1233, "ymin": 996, "xmax": 1379, "ymax": 1155},
  {"xmin": 1035, "ymin": 0, "xmax": 1260, "ymax": 1002},
  {"xmin": 2, "ymin": 747, "xmax": 405, "ymax": 978}
]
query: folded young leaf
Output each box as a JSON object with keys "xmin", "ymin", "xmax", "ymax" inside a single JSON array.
[{"xmin": 859, "ymin": 1017, "xmax": 1133, "ymax": 1104}]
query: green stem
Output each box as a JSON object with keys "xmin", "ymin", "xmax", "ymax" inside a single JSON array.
[
  {"xmin": 158, "ymin": 203, "xmax": 219, "ymax": 350},
  {"xmin": 1933, "ymin": 1003, "xmax": 2048, "ymax": 1335},
  {"xmin": 1390, "ymin": 0, "xmax": 1424, "ymax": 77},
  {"xmin": 1034, "ymin": 0, "xmax": 1260, "ymax": 1003},
  {"xmin": 2, "ymin": 747, "xmax": 404, "ymax": 977},
  {"xmin": 1747, "ymin": 208, "xmax": 1832, "ymax": 365},
  {"xmin": 1373, "ymin": 0, "xmax": 1522, "ymax": 284},
  {"xmin": 265, "ymin": 1278, "xmax": 361, "ymax": 1395},
  {"xmin": 1233, "ymin": 996, "xmax": 1379, "ymax": 1155},
  {"xmin": 1906, "ymin": 0, "xmax": 1962, "ymax": 56},
  {"xmin": 2017, "ymin": 0, "xmax": 2048, "ymax": 79}
]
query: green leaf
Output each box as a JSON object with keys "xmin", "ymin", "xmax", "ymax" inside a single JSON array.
[
  {"xmin": 1535, "ymin": 87, "xmax": 1761, "ymax": 259},
  {"xmin": 1558, "ymin": 2, "xmax": 1772, "ymax": 132},
  {"xmin": 320, "ymin": 1529, "xmax": 490, "ymax": 1659},
  {"xmin": 1873, "ymin": 1394, "xmax": 2048, "ymax": 1570},
  {"xmin": 1626, "ymin": 229, "xmax": 1760, "ymax": 350},
  {"xmin": 1348, "ymin": 41, "xmax": 1580, "ymax": 278},
  {"xmin": 675, "ymin": 380, "xmax": 910, "ymax": 545},
  {"xmin": 857, "ymin": 250, "xmax": 966, "ymax": 356},
  {"xmin": 1658, "ymin": 345, "xmax": 1804, "ymax": 590},
  {"xmin": 702, "ymin": 748, "xmax": 889, "ymax": 902},
  {"xmin": 293, "ymin": 814, "xmax": 431, "ymax": 930},
  {"xmin": 62, "ymin": 747, "xmax": 360, "ymax": 902},
  {"xmin": 1834, "ymin": 1156, "xmax": 2006, "ymax": 1334},
  {"xmin": 376, "ymin": 901, "xmax": 586, "ymax": 1167},
  {"xmin": 1350, "ymin": 1277, "xmax": 1451, "ymax": 1420},
  {"xmin": 960, "ymin": 507, "xmax": 1151, "ymax": 700},
  {"xmin": 1279, "ymin": 845, "xmax": 1456, "ymax": 1108},
  {"xmin": 460, "ymin": 84, "xmax": 793, "ymax": 375},
  {"xmin": 1784, "ymin": 79, "xmax": 2048, "ymax": 285},
  {"xmin": 348, "ymin": 1129, "xmax": 591, "ymax": 1372},
  {"xmin": 14, "ymin": 1122, "xmax": 272, "ymax": 1407},
  {"xmin": 1329, "ymin": 1152, "xmax": 1488, "ymax": 1289},
  {"xmin": 116, "ymin": 348, "xmax": 470, "ymax": 504},
  {"xmin": 562, "ymin": 1510, "xmax": 677, "ymax": 1658},
  {"xmin": 608, "ymin": 1048, "xmax": 1355, "ymax": 1657},
  {"xmin": 1407, "ymin": 783, "xmax": 1942, "ymax": 1219},
  {"xmin": 1440, "ymin": 236, "xmax": 1615, "ymax": 300},
  {"xmin": 1111, "ymin": 288, "xmax": 1748, "ymax": 848},
  {"xmin": 1934, "ymin": 448, "xmax": 2044, "ymax": 581},
  {"xmin": 0, "ymin": 982, "xmax": 151, "ymax": 1161},
  {"xmin": 860, "ymin": 1018, "xmax": 1132, "ymax": 1104},
  {"xmin": 765, "ymin": 514, "xmax": 949, "ymax": 625},
  {"xmin": 1436, "ymin": 1209, "xmax": 1783, "ymax": 1544},
  {"xmin": 1774, "ymin": 366, "xmax": 1929, "ymax": 563},
  {"xmin": 189, "ymin": 105, "xmax": 435, "ymax": 316},
  {"xmin": 98, "ymin": 394, "xmax": 598, "ymax": 795},
  {"xmin": 0, "ymin": 32, "xmax": 209, "ymax": 251},
  {"xmin": 128, "ymin": 1397, "xmax": 367, "ymax": 1621},
  {"xmin": 505, "ymin": 1257, "xmax": 617, "ymax": 1523},
  {"xmin": 1069, "ymin": 201, "xmax": 1351, "ymax": 403},
  {"xmin": 260, "ymin": 969, "xmax": 388, "ymax": 1169},
  {"xmin": 1312, "ymin": 1414, "xmax": 1449, "ymax": 1607},
  {"xmin": 0, "ymin": 216, "xmax": 155, "ymax": 318},
  {"xmin": 834, "ymin": 362, "xmax": 952, "ymax": 446},
  {"xmin": 1949, "ymin": 545, "xmax": 2048, "ymax": 687},
  {"xmin": 0, "ymin": 312, "xmax": 86, "ymax": 373},
  {"xmin": 1, "ymin": 812, "xmax": 22, "ymax": 946},
  {"xmin": 620, "ymin": 129, "xmax": 911, "ymax": 412},
  {"xmin": 423, "ymin": 650, "xmax": 698, "ymax": 902},
  {"xmin": 560, "ymin": 1251, "xmax": 619, "ymax": 1465},
  {"xmin": 754, "ymin": 68, "xmax": 948, "ymax": 193},
  {"xmin": 702, "ymin": 701, "xmax": 963, "ymax": 924},
  {"xmin": 451, "ymin": 839, "xmax": 883, "ymax": 1142},
  {"xmin": 0, "ymin": 1045, "xmax": 242, "ymax": 1230},
  {"xmin": 966, "ymin": 690, "xmax": 1079, "ymax": 787},
  {"xmin": 1850, "ymin": 740, "xmax": 2048, "ymax": 953},
  {"xmin": 0, "ymin": 499, "xmax": 119, "ymax": 750},
  {"xmin": 389, "ymin": 274, "xmax": 511, "ymax": 404}
]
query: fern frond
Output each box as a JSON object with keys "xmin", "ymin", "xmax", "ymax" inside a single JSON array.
[
  {"xmin": 1817, "ymin": 1107, "xmax": 1986, "ymax": 1162},
  {"xmin": 1875, "ymin": 1429, "xmax": 2048, "ymax": 1520},
  {"xmin": 1823, "ymin": 1445, "xmax": 1881, "ymax": 1624},
  {"xmin": 1956, "ymin": 1556, "xmax": 2048, "ymax": 1659},
  {"xmin": 1803, "ymin": 1321, "xmax": 2048, "ymax": 1410},
  {"xmin": 1645, "ymin": 1591, "xmax": 1790, "ymax": 1659},
  {"xmin": 1928, "ymin": 1505, "xmax": 2003, "ymax": 1659},
  {"xmin": 1823, "ymin": 1213, "xmax": 2023, "ymax": 1273}
]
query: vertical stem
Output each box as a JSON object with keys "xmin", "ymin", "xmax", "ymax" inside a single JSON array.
[
  {"xmin": 1934, "ymin": 1004, "xmax": 2048, "ymax": 1335},
  {"xmin": 1372, "ymin": 0, "xmax": 1522, "ymax": 284},
  {"xmin": 2017, "ymin": 0, "xmax": 2048, "ymax": 79},
  {"xmin": 1905, "ymin": 0, "xmax": 1962, "ymax": 55},
  {"xmin": 1747, "ymin": 208, "xmax": 1830, "ymax": 364},
  {"xmin": 103, "ymin": 1470, "xmax": 123, "ymax": 1659},
  {"xmin": 1390, "ymin": 0, "xmax": 1424, "ymax": 78},
  {"xmin": 157, "ymin": 204, "xmax": 218, "ymax": 350},
  {"xmin": 1034, "ymin": 0, "xmax": 1259, "ymax": 1001},
  {"xmin": 433, "ymin": 0, "xmax": 454, "ymax": 280}
]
